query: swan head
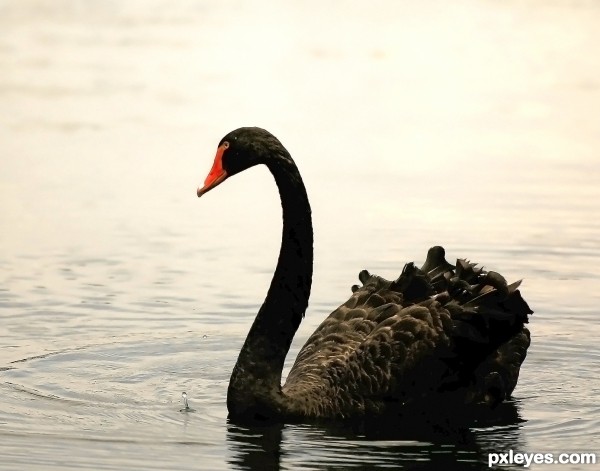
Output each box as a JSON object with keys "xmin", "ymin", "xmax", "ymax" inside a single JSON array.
[{"xmin": 197, "ymin": 127, "xmax": 285, "ymax": 197}]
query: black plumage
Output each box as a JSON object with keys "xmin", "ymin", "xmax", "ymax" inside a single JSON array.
[{"xmin": 197, "ymin": 127, "xmax": 532, "ymax": 423}]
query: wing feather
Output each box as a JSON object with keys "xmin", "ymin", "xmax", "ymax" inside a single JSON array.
[{"xmin": 282, "ymin": 246, "xmax": 532, "ymax": 418}]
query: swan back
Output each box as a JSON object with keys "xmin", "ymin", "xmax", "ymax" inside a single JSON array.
[{"xmin": 282, "ymin": 246, "xmax": 532, "ymax": 418}]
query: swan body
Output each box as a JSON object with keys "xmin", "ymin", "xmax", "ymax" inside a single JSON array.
[{"xmin": 197, "ymin": 127, "xmax": 532, "ymax": 423}]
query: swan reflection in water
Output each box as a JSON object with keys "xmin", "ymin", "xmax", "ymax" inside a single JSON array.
[{"xmin": 226, "ymin": 400, "xmax": 526, "ymax": 471}]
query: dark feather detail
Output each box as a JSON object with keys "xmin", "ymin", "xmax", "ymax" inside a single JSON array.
[{"xmin": 281, "ymin": 245, "xmax": 532, "ymax": 419}]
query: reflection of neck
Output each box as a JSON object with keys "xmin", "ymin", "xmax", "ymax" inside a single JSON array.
[
  {"xmin": 228, "ymin": 154, "xmax": 313, "ymax": 413},
  {"xmin": 227, "ymin": 423, "xmax": 283, "ymax": 469}
]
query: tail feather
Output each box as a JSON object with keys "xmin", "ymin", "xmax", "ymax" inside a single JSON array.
[
  {"xmin": 386, "ymin": 246, "xmax": 532, "ymax": 355},
  {"xmin": 353, "ymin": 244, "xmax": 532, "ymax": 361}
]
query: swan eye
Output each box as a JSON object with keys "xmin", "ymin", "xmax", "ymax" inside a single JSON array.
[{"xmin": 222, "ymin": 141, "xmax": 230, "ymax": 149}]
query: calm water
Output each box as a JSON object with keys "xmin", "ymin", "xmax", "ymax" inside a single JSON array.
[{"xmin": 1, "ymin": 1, "xmax": 599, "ymax": 469}]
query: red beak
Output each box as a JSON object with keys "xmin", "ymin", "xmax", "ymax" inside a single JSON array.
[{"xmin": 197, "ymin": 143, "xmax": 229, "ymax": 197}]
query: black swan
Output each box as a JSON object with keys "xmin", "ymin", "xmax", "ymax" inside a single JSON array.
[{"xmin": 197, "ymin": 127, "xmax": 532, "ymax": 423}]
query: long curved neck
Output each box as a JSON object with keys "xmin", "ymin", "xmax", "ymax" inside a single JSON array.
[{"xmin": 228, "ymin": 153, "xmax": 313, "ymax": 416}]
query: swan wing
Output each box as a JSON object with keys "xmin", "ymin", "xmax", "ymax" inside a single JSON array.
[{"xmin": 283, "ymin": 246, "xmax": 532, "ymax": 418}]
